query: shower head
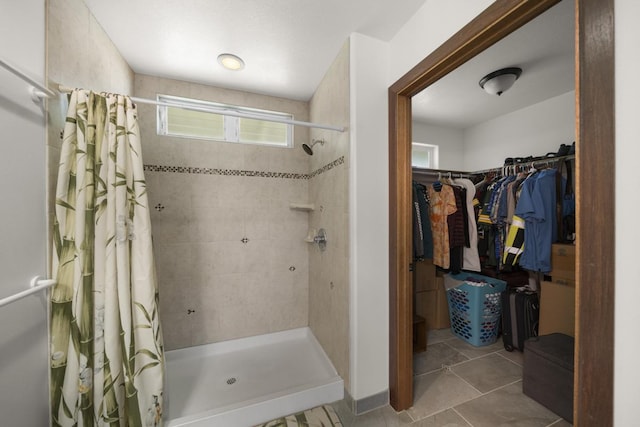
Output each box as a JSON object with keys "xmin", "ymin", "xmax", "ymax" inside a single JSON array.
[{"xmin": 302, "ymin": 138, "xmax": 324, "ymax": 156}]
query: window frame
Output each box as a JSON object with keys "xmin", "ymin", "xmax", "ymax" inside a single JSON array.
[
  {"xmin": 411, "ymin": 142, "xmax": 439, "ymax": 169},
  {"xmin": 156, "ymin": 94, "xmax": 294, "ymax": 148}
]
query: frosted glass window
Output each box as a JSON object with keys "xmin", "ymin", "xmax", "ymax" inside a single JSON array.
[
  {"xmin": 157, "ymin": 94, "xmax": 293, "ymax": 147},
  {"xmin": 412, "ymin": 143, "xmax": 439, "ymax": 169}
]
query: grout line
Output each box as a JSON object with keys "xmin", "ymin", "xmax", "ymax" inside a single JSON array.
[
  {"xmin": 494, "ymin": 349, "xmax": 524, "ymax": 367},
  {"xmin": 477, "ymin": 378, "xmax": 522, "ymax": 396},
  {"xmin": 448, "ymin": 368, "xmax": 484, "ymax": 395},
  {"xmin": 452, "ymin": 407, "xmax": 474, "ymax": 427}
]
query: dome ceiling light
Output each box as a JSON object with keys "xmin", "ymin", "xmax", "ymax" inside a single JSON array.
[{"xmin": 479, "ymin": 67, "xmax": 522, "ymax": 96}]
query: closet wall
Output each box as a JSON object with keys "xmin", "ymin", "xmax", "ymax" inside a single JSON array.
[
  {"xmin": 414, "ymin": 91, "xmax": 574, "ymax": 173},
  {"xmin": 413, "ymin": 122, "xmax": 465, "ymax": 171},
  {"xmin": 463, "ymin": 91, "xmax": 575, "ymax": 171}
]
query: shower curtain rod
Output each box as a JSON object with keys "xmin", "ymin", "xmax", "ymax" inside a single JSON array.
[
  {"xmin": 0, "ymin": 277, "xmax": 57, "ymax": 308},
  {"xmin": 54, "ymin": 84, "xmax": 345, "ymax": 132},
  {"xmin": 0, "ymin": 57, "xmax": 57, "ymax": 99}
]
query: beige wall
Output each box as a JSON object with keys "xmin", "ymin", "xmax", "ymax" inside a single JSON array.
[
  {"xmin": 46, "ymin": 0, "xmax": 135, "ymax": 266},
  {"xmin": 135, "ymin": 74, "xmax": 314, "ymax": 349},
  {"xmin": 46, "ymin": 0, "xmax": 134, "ymax": 96},
  {"xmin": 308, "ymin": 40, "xmax": 351, "ymax": 390}
]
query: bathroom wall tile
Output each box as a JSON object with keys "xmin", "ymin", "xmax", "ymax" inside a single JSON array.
[
  {"xmin": 266, "ymin": 270, "xmax": 308, "ymax": 303},
  {"xmin": 268, "ymin": 207, "xmax": 310, "ymax": 243},
  {"xmin": 211, "ymin": 241, "xmax": 247, "ymax": 275},
  {"xmin": 188, "ymin": 140, "xmax": 221, "ymax": 169},
  {"xmin": 190, "ymin": 305, "xmax": 221, "ymax": 346},
  {"xmin": 189, "ymin": 174, "xmax": 219, "ymax": 209},
  {"xmin": 241, "ymin": 177, "xmax": 279, "ymax": 208},
  {"xmin": 268, "ymin": 239, "xmax": 310, "ymax": 276},
  {"xmin": 215, "ymin": 176, "xmax": 246, "ymax": 209},
  {"xmin": 153, "ymin": 243, "xmax": 194, "ymax": 283},
  {"xmin": 307, "ymin": 39, "xmax": 351, "ymax": 390},
  {"xmin": 216, "ymin": 142, "xmax": 246, "ymax": 170},
  {"xmin": 244, "ymin": 145, "xmax": 272, "ymax": 171},
  {"xmin": 135, "ymin": 74, "xmax": 191, "ymax": 100},
  {"xmin": 149, "ymin": 201, "xmax": 192, "ymax": 244},
  {"xmin": 216, "ymin": 302, "xmax": 259, "ymax": 341},
  {"xmin": 189, "ymin": 243, "xmax": 217, "ymax": 285},
  {"xmin": 268, "ymin": 145, "xmax": 309, "ymax": 175},
  {"xmin": 190, "ymin": 205, "xmax": 245, "ymax": 243},
  {"xmin": 203, "ymin": 273, "xmax": 248, "ymax": 309},
  {"xmin": 132, "ymin": 74, "xmax": 314, "ymax": 346},
  {"xmin": 48, "ymin": 0, "xmax": 133, "ymax": 95},
  {"xmin": 158, "ymin": 281, "xmax": 192, "ymax": 350},
  {"xmin": 162, "ymin": 315, "xmax": 192, "ymax": 350},
  {"xmin": 244, "ymin": 240, "xmax": 273, "ymax": 274},
  {"xmin": 243, "ymin": 207, "xmax": 272, "ymax": 241}
]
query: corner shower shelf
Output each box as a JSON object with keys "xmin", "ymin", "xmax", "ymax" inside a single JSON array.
[{"xmin": 289, "ymin": 203, "xmax": 315, "ymax": 211}]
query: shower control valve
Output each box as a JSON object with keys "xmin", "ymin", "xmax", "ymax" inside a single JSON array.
[{"xmin": 313, "ymin": 228, "xmax": 327, "ymax": 252}]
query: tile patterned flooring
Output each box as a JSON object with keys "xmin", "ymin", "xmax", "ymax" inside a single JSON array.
[{"xmin": 331, "ymin": 329, "xmax": 572, "ymax": 427}]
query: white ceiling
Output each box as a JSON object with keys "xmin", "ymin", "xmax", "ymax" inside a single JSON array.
[
  {"xmin": 84, "ymin": 0, "xmax": 426, "ymax": 101},
  {"xmin": 84, "ymin": 0, "xmax": 573, "ymax": 126},
  {"xmin": 412, "ymin": 0, "xmax": 575, "ymax": 129}
]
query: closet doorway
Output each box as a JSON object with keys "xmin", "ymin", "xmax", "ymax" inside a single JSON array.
[{"xmin": 388, "ymin": 0, "xmax": 614, "ymax": 425}]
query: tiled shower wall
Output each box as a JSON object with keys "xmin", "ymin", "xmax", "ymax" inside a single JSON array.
[
  {"xmin": 135, "ymin": 75, "xmax": 315, "ymax": 349},
  {"xmin": 46, "ymin": 0, "xmax": 135, "ymax": 261},
  {"xmin": 308, "ymin": 41, "xmax": 351, "ymax": 390}
]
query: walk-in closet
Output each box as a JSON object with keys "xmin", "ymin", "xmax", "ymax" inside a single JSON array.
[{"xmin": 388, "ymin": 0, "xmax": 614, "ymax": 424}]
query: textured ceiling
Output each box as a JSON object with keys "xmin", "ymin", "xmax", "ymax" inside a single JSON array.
[{"xmin": 84, "ymin": 0, "xmax": 426, "ymax": 101}]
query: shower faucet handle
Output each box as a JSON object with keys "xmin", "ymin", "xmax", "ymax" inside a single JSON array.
[{"xmin": 313, "ymin": 228, "xmax": 327, "ymax": 251}]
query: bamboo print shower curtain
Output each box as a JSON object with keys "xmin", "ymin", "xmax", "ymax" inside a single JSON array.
[{"xmin": 50, "ymin": 90, "xmax": 164, "ymax": 426}]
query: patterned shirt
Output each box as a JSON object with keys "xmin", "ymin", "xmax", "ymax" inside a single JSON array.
[{"xmin": 428, "ymin": 184, "xmax": 458, "ymax": 269}]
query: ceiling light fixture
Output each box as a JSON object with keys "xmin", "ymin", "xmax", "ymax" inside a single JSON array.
[
  {"xmin": 479, "ymin": 67, "xmax": 522, "ymax": 96},
  {"xmin": 217, "ymin": 53, "xmax": 245, "ymax": 71}
]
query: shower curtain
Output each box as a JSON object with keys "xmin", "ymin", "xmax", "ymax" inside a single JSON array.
[{"xmin": 50, "ymin": 90, "xmax": 164, "ymax": 426}]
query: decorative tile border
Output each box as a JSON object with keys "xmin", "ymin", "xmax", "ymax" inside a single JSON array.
[{"xmin": 144, "ymin": 156, "xmax": 345, "ymax": 180}]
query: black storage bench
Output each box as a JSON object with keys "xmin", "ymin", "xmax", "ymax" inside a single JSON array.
[{"xmin": 523, "ymin": 333, "xmax": 575, "ymax": 423}]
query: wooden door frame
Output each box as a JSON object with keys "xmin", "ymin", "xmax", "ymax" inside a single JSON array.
[{"xmin": 388, "ymin": 0, "xmax": 615, "ymax": 424}]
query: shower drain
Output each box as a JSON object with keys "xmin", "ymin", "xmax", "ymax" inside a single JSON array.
[{"xmin": 226, "ymin": 377, "xmax": 237, "ymax": 385}]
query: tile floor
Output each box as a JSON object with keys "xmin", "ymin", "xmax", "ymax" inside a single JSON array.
[{"xmin": 331, "ymin": 329, "xmax": 572, "ymax": 427}]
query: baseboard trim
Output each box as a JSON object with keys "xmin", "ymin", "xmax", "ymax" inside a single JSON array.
[{"xmin": 344, "ymin": 389, "xmax": 389, "ymax": 415}]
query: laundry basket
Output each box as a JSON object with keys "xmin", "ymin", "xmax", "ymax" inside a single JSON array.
[{"xmin": 444, "ymin": 272, "xmax": 507, "ymax": 346}]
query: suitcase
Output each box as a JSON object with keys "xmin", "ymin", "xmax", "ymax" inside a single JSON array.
[{"xmin": 501, "ymin": 288, "xmax": 539, "ymax": 351}]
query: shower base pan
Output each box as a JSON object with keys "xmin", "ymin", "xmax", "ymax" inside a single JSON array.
[{"xmin": 165, "ymin": 327, "xmax": 344, "ymax": 427}]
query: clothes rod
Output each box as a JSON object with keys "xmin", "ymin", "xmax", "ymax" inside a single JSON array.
[
  {"xmin": 0, "ymin": 58, "xmax": 56, "ymax": 98},
  {"xmin": 55, "ymin": 84, "xmax": 345, "ymax": 132},
  {"xmin": 0, "ymin": 276, "xmax": 57, "ymax": 308},
  {"xmin": 412, "ymin": 167, "xmax": 474, "ymax": 179},
  {"xmin": 473, "ymin": 154, "xmax": 576, "ymax": 175}
]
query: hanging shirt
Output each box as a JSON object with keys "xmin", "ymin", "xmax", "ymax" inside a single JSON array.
[
  {"xmin": 412, "ymin": 182, "xmax": 433, "ymax": 260},
  {"xmin": 516, "ymin": 169, "xmax": 557, "ymax": 273},
  {"xmin": 455, "ymin": 178, "xmax": 481, "ymax": 272},
  {"xmin": 428, "ymin": 184, "xmax": 457, "ymax": 269}
]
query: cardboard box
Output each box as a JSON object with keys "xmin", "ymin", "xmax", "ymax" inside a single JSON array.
[
  {"xmin": 414, "ymin": 259, "xmax": 437, "ymax": 292},
  {"xmin": 539, "ymin": 280, "xmax": 575, "ymax": 337},
  {"xmin": 550, "ymin": 244, "xmax": 576, "ymax": 284},
  {"xmin": 415, "ymin": 278, "xmax": 450, "ymax": 331}
]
